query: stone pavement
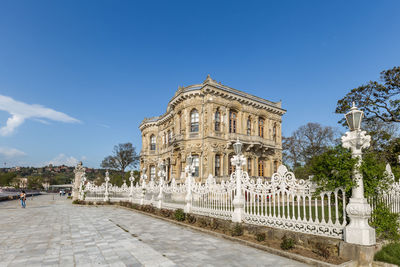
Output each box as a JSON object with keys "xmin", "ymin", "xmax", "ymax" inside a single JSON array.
[{"xmin": 0, "ymin": 194, "xmax": 309, "ymax": 267}]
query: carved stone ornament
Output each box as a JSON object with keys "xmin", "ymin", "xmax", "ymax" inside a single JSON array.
[{"xmin": 341, "ymin": 130, "xmax": 371, "ymax": 154}]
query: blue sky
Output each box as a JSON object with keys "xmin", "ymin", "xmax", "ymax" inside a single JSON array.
[{"xmin": 0, "ymin": 0, "xmax": 399, "ymax": 168}]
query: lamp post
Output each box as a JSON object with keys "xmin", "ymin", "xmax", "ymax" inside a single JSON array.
[
  {"xmin": 184, "ymin": 154, "xmax": 195, "ymax": 213},
  {"xmin": 140, "ymin": 167, "xmax": 147, "ymax": 205},
  {"xmin": 129, "ymin": 170, "xmax": 134, "ymax": 202},
  {"xmin": 232, "ymin": 139, "xmax": 246, "ymax": 223},
  {"xmin": 341, "ymin": 103, "xmax": 375, "ymax": 245},
  {"xmin": 157, "ymin": 161, "xmax": 166, "ymax": 209},
  {"xmin": 104, "ymin": 170, "xmax": 110, "ymax": 202}
]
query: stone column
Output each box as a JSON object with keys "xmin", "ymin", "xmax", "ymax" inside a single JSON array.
[
  {"xmin": 73, "ymin": 162, "xmax": 85, "ymax": 201},
  {"xmin": 342, "ymin": 130, "xmax": 375, "ymax": 246}
]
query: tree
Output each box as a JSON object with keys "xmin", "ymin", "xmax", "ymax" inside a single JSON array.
[
  {"xmin": 335, "ymin": 66, "xmax": 400, "ymax": 124},
  {"xmin": 308, "ymin": 146, "xmax": 392, "ymax": 198},
  {"xmin": 101, "ymin": 143, "xmax": 139, "ymax": 176},
  {"xmin": 283, "ymin": 122, "xmax": 339, "ymax": 167}
]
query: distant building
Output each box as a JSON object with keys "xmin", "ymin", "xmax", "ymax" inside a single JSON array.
[{"xmin": 139, "ymin": 76, "xmax": 286, "ymax": 183}]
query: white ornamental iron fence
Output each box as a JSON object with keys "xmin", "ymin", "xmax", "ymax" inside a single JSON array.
[
  {"xmin": 79, "ymin": 159, "xmax": 347, "ymax": 239},
  {"xmin": 369, "ymin": 164, "xmax": 400, "ymax": 215}
]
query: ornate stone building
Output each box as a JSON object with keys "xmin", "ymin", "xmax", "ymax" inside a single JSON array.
[{"xmin": 139, "ymin": 75, "xmax": 286, "ymax": 183}]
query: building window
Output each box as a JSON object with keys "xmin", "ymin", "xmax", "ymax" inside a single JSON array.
[
  {"xmin": 259, "ymin": 118, "xmax": 264, "ymax": 138},
  {"xmin": 215, "ymin": 154, "xmax": 221, "ymax": 176},
  {"xmin": 192, "ymin": 155, "xmax": 199, "ymax": 177},
  {"xmin": 168, "ymin": 130, "xmax": 172, "ymax": 143},
  {"xmin": 215, "ymin": 109, "xmax": 221, "ymax": 132},
  {"xmin": 273, "ymin": 123, "xmax": 277, "ymax": 142},
  {"xmin": 228, "ymin": 154, "xmax": 236, "ymax": 175},
  {"xmin": 150, "ymin": 165, "xmax": 156, "ymax": 180},
  {"xmin": 190, "ymin": 109, "xmax": 199, "ymax": 132},
  {"xmin": 258, "ymin": 159, "xmax": 264, "ymax": 177},
  {"xmin": 150, "ymin": 135, "xmax": 156, "ymax": 150},
  {"xmin": 229, "ymin": 110, "xmax": 237, "ymax": 133},
  {"xmin": 247, "ymin": 117, "xmax": 251, "ymax": 135},
  {"xmin": 274, "ymin": 160, "xmax": 278, "ymax": 173},
  {"xmin": 247, "ymin": 158, "xmax": 252, "ymax": 176}
]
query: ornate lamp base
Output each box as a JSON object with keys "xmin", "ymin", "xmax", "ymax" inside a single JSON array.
[{"xmin": 344, "ymin": 198, "xmax": 376, "ymax": 246}]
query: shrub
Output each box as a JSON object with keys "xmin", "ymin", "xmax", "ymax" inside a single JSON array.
[
  {"xmin": 313, "ymin": 242, "xmax": 330, "ymax": 259},
  {"xmin": 280, "ymin": 236, "xmax": 295, "ymax": 250},
  {"xmin": 198, "ymin": 218, "xmax": 208, "ymax": 228},
  {"xmin": 186, "ymin": 214, "xmax": 196, "ymax": 224},
  {"xmin": 231, "ymin": 223, "xmax": 244, "ymax": 236},
  {"xmin": 374, "ymin": 242, "xmax": 400, "ymax": 266},
  {"xmin": 255, "ymin": 232, "xmax": 266, "ymax": 242},
  {"xmin": 87, "ymin": 201, "xmax": 93, "ymax": 205},
  {"xmin": 72, "ymin": 199, "xmax": 84, "ymax": 205},
  {"xmin": 210, "ymin": 219, "xmax": 219, "ymax": 230},
  {"xmin": 141, "ymin": 205, "xmax": 155, "ymax": 213},
  {"xmin": 160, "ymin": 209, "xmax": 173, "ymax": 218},
  {"xmin": 174, "ymin": 209, "xmax": 185, "ymax": 221},
  {"xmin": 370, "ymin": 200, "xmax": 400, "ymax": 241}
]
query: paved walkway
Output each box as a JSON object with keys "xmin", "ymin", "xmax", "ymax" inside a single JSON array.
[{"xmin": 0, "ymin": 194, "xmax": 309, "ymax": 267}]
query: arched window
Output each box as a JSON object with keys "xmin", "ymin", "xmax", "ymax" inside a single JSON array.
[
  {"xmin": 247, "ymin": 158, "xmax": 252, "ymax": 176},
  {"xmin": 228, "ymin": 153, "xmax": 236, "ymax": 175},
  {"xmin": 150, "ymin": 165, "xmax": 156, "ymax": 180},
  {"xmin": 229, "ymin": 110, "xmax": 237, "ymax": 133},
  {"xmin": 273, "ymin": 123, "xmax": 277, "ymax": 141},
  {"xmin": 190, "ymin": 109, "xmax": 199, "ymax": 132},
  {"xmin": 215, "ymin": 109, "xmax": 221, "ymax": 132},
  {"xmin": 259, "ymin": 118, "xmax": 264, "ymax": 138},
  {"xmin": 215, "ymin": 154, "xmax": 221, "ymax": 176},
  {"xmin": 192, "ymin": 155, "xmax": 199, "ymax": 177},
  {"xmin": 258, "ymin": 159, "xmax": 264, "ymax": 177},
  {"xmin": 150, "ymin": 135, "xmax": 156, "ymax": 150},
  {"xmin": 247, "ymin": 117, "xmax": 251, "ymax": 135}
]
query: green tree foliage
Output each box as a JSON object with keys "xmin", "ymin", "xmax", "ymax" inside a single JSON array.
[
  {"xmin": 308, "ymin": 146, "xmax": 392, "ymax": 198},
  {"xmin": 27, "ymin": 176, "xmax": 44, "ymax": 189},
  {"xmin": 0, "ymin": 173, "xmax": 17, "ymax": 186},
  {"xmin": 335, "ymin": 66, "xmax": 400, "ymax": 124},
  {"xmin": 370, "ymin": 200, "xmax": 400, "ymax": 241},
  {"xmin": 308, "ymin": 146, "xmax": 356, "ymax": 193}
]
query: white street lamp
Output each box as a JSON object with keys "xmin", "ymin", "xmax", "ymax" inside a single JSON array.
[
  {"xmin": 231, "ymin": 139, "xmax": 246, "ymax": 223},
  {"xmin": 341, "ymin": 103, "xmax": 375, "ymax": 246},
  {"xmin": 184, "ymin": 154, "xmax": 195, "ymax": 213}
]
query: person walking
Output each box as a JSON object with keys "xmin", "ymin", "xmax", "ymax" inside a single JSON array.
[{"xmin": 20, "ymin": 190, "xmax": 26, "ymax": 208}]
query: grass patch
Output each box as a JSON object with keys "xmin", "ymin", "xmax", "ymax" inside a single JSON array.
[{"xmin": 374, "ymin": 242, "xmax": 400, "ymax": 266}]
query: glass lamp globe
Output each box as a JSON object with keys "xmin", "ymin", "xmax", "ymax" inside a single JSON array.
[
  {"xmin": 345, "ymin": 102, "xmax": 364, "ymax": 131},
  {"xmin": 233, "ymin": 139, "xmax": 242, "ymax": 155},
  {"xmin": 187, "ymin": 154, "xmax": 193, "ymax": 166}
]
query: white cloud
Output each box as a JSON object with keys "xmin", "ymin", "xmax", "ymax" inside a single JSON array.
[
  {"xmin": 0, "ymin": 147, "xmax": 26, "ymax": 158},
  {"xmin": 0, "ymin": 95, "xmax": 81, "ymax": 136},
  {"xmin": 97, "ymin": 123, "xmax": 110, "ymax": 129},
  {"xmin": 48, "ymin": 154, "xmax": 79, "ymax": 166}
]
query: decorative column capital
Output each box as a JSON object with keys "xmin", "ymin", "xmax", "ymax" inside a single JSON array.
[{"xmin": 341, "ymin": 130, "xmax": 371, "ymax": 155}]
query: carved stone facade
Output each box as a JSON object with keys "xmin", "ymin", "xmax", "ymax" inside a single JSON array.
[{"xmin": 139, "ymin": 75, "xmax": 286, "ymax": 183}]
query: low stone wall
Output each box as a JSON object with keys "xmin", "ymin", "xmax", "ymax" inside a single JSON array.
[{"xmin": 0, "ymin": 192, "xmax": 41, "ymax": 202}]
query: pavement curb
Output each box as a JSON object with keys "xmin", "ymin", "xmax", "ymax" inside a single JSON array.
[{"xmin": 76, "ymin": 203, "xmax": 355, "ymax": 267}]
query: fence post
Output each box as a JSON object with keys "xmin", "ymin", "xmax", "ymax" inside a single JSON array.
[
  {"xmin": 129, "ymin": 170, "xmax": 134, "ymax": 203},
  {"xmin": 157, "ymin": 162, "xmax": 166, "ymax": 209},
  {"xmin": 184, "ymin": 154, "xmax": 195, "ymax": 213},
  {"xmin": 140, "ymin": 180, "xmax": 146, "ymax": 205},
  {"xmin": 231, "ymin": 139, "xmax": 246, "ymax": 223},
  {"xmin": 104, "ymin": 170, "xmax": 110, "ymax": 202},
  {"xmin": 79, "ymin": 173, "xmax": 86, "ymax": 200}
]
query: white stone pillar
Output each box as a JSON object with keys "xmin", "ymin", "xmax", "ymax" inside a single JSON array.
[
  {"xmin": 73, "ymin": 162, "xmax": 86, "ymax": 200},
  {"xmin": 184, "ymin": 162, "xmax": 195, "ymax": 213},
  {"xmin": 342, "ymin": 130, "xmax": 376, "ymax": 245},
  {"xmin": 129, "ymin": 170, "xmax": 134, "ymax": 203},
  {"xmin": 104, "ymin": 170, "xmax": 110, "ymax": 202}
]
